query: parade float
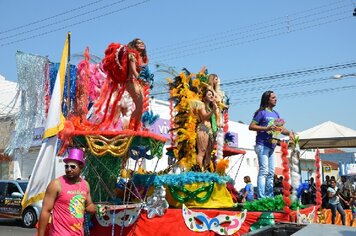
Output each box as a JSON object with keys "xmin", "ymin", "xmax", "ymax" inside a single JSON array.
[
  {"xmin": 11, "ymin": 34, "xmax": 355, "ymax": 236},
  {"xmin": 56, "ymin": 43, "xmax": 319, "ymax": 235}
]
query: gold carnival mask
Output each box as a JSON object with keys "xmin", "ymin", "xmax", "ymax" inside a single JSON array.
[{"xmin": 86, "ymin": 135, "xmax": 133, "ymax": 157}]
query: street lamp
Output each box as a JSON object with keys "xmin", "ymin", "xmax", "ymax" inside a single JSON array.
[{"xmin": 331, "ymin": 73, "xmax": 356, "ymax": 80}]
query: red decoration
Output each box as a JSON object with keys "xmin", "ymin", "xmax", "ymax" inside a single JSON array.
[
  {"xmin": 143, "ymin": 85, "xmax": 149, "ymax": 114},
  {"xmin": 73, "ymin": 48, "xmax": 90, "ymax": 120},
  {"xmin": 315, "ymin": 149, "xmax": 322, "ymax": 206},
  {"xmin": 44, "ymin": 62, "xmax": 50, "ymax": 117},
  {"xmin": 81, "ymin": 48, "xmax": 90, "ymax": 117},
  {"xmin": 89, "ymin": 206, "xmax": 316, "ymax": 236},
  {"xmin": 280, "ymin": 141, "xmax": 292, "ymax": 214},
  {"xmin": 223, "ymin": 110, "xmax": 229, "ymax": 133},
  {"xmin": 169, "ymin": 89, "xmax": 175, "ymax": 149}
]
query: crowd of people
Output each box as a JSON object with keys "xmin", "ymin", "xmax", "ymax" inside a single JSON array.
[{"xmin": 320, "ymin": 175, "xmax": 356, "ymax": 226}]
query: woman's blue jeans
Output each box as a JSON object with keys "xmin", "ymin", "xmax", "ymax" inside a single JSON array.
[
  {"xmin": 255, "ymin": 144, "xmax": 275, "ymax": 198},
  {"xmin": 330, "ymin": 203, "xmax": 346, "ymax": 225}
]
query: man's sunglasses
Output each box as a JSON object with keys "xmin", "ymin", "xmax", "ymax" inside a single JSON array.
[{"xmin": 65, "ymin": 164, "xmax": 78, "ymax": 170}]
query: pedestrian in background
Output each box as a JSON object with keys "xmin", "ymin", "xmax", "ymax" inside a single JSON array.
[
  {"xmin": 242, "ymin": 176, "xmax": 255, "ymax": 202},
  {"xmin": 327, "ymin": 179, "xmax": 347, "ymax": 225}
]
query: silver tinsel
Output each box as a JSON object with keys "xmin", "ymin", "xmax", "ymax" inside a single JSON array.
[
  {"xmin": 144, "ymin": 186, "xmax": 169, "ymax": 219},
  {"xmin": 5, "ymin": 51, "xmax": 49, "ymax": 156}
]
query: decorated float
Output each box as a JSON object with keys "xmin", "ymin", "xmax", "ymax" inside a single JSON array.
[
  {"xmin": 57, "ymin": 43, "xmax": 322, "ymax": 235},
  {"xmin": 12, "ymin": 34, "xmax": 355, "ymax": 236}
]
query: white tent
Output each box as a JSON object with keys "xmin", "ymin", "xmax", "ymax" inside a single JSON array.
[
  {"xmin": 298, "ymin": 121, "xmax": 356, "ymax": 149},
  {"xmin": 0, "ymin": 74, "xmax": 19, "ymax": 118}
]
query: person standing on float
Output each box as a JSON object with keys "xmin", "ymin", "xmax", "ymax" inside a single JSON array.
[{"xmin": 249, "ymin": 91, "xmax": 294, "ymax": 199}]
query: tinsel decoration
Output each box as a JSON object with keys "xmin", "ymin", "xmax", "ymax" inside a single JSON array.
[
  {"xmin": 216, "ymin": 128, "xmax": 224, "ymax": 162},
  {"xmin": 151, "ymin": 171, "xmax": 234, "ymax": 187},
  {"xmin": 223, "ymin": 110, "xmax": 229, "ymax": 133},
  {"xmin": 315, "ymin": 149, "xmax": 322, "ymax": 206},
  {"xmin": 143, "ymin": 84, "xmax": 150, "ymax": 113},
  {"xmin": 73, "ymin": 48, "xmax": 90, "ymax": 120},
  {"xmin": 95, "ymin": 206, "xmax": 141, "ymax": 227},
  {"xmin": 44, "ymin": 71, "xmax": 50, "ymax": 115},
  {"xmin": 290, "ymin": 137, "xmax": 301, "ymax": 202},
  {"xmin": 5, "ymin": 52, "xmax": 49, "ymax": 156},
  {"xmin": 280, "ymin": 141, "xmax": 292, "ymax": 214},
  {"xmin": 49, "ymin": 63, "xmax": 77, "ymax": 117},
  {"xmin": 144, "ymin": 186, "xmax": 169, "ymax": 218},
  {"xmin": 243, "ymin": 195, "xmax": 285, "ymax": 211},
  {"xmin": 242, "ymin": 195, "xmax": 304, "ymax": 212},
  {"xmin": 250, "ymin": 212, "xmax": 275, "ymax": 231}
]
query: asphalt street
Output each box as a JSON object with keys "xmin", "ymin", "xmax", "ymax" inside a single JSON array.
[{"xmin": 0, "ymin": 219, "xmax": 36, "ymax": 236}]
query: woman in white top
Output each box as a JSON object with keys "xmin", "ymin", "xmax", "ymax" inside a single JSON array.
[{"xmin": 327, "ymin": 179, "xmax": 347, "ymax": 225}]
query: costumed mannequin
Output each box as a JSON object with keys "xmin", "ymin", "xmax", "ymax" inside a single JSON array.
[{"xmin": 196, "ymin": 88, "xmax": 218, "ymax": 171}]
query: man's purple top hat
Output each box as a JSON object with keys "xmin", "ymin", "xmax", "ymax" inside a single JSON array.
[{"xmin": 64, "ymin": 148, "xmax": 85, "ymax": 166}]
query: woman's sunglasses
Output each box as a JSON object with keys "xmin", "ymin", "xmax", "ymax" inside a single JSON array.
[{"xmin": 65, "ymin": 164, "xmax": 78, "ymax": 170}]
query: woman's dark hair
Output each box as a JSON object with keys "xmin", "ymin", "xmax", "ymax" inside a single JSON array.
[
  {"xmin": 201, "ymin": 88, "xmax": 214, "ymax": 111},
  {"xmin": 127, "ymin": 38, "xmax": 148, "ymax": 63},
  {"xmin": 254, "ymin": 90, "xmax": 274, "ymax": 116},
  {"xmin": 244, "ymin": 176, "xmax": 251, "ymax": 182},
  {"xmin": 202, "ymin": 88, "xmax": 214, "ymax": 101}
]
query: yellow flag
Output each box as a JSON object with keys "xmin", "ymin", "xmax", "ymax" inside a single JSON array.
[
  {"xmin": 43, "ymin": 33, "xmax": 70, "ymax": 139},
  {"xmin": 22, "ymin": 33, "xmax": 70, "ymax": 209}
]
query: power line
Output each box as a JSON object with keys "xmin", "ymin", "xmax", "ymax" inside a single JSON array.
[
  {"xmin": 150, "ymin": 60, "xmax": 356, "ymax": 107},
  {"xmin": 150, "ymin": 60, "xmax": 356, "ymax": 97},
  {"xmin": 150, "ymin": 0, "xmax": 349, "ymax": 54},
  {"xmin": 0, "ymin": 0, "xmax": 130, "ymax": 41},
  {"xmin": 233, "ymin": 84, "xmax": 356, "ymax": 105},
  {"xmin": 221, "ymin": 61, "xmax": 356, "ymax": 86},
  {"xmin": 151, "ymin": 8, "xmax": 352, "ymax": 62},
  {"xmin": 0, "ymin": 0, "xmax": 150, "ymax": 47},
  {"xmin": 0, "ymin": 0, "xmax": 105, "ymax": 35}
]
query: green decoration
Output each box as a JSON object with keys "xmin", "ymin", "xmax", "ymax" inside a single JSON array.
[
  {"xmin": 242, "ymin": 195, "xmax": 306, "ymax": 212},
  {"xmin": 132, "ymin": 136, "xmax": 164, "ymax": 158},
  {"xmin": 243, "ymin": 195, "xmax": 284, "ymax": 211},
  {"xmin": 250, "ymin": 212, "xmax": 275, "ymax": 231},
  {"xmin": 82, "ymin": 152, "xmax": 122, "ymax": 203},
  {"xmin": 211, "ymin": 113, "xmax": 218, "ymax": 134},
  {"xmin": 169, "ymin": 182, "xmax": 214, "ymax": 203}
]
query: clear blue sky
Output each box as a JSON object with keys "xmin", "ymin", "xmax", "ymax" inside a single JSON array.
[{"xmin": 1, "ymin": 0, "xmax": 356, "ymax": 133}]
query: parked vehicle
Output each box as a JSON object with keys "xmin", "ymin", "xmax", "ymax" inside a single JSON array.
[{"xmin": 0, "ymin": 179, "xmax": 42, "ymax": 228}]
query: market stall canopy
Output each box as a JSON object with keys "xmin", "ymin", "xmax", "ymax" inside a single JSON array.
[{"xmin": 298, "ymin": 121, "xmax": 356, "ymax": 149}]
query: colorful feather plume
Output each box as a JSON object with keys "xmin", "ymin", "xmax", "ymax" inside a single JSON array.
[
  {"xmin": 216, "ymin": 159, "xmax": 230, "ymax": 175},
  {"xmin": 141, "ymin": 110, "xmax": 160, "ymax": 128},
  {"xmin": 224, "ymin": 132, "xmax": 235, "ymax": 144}
]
